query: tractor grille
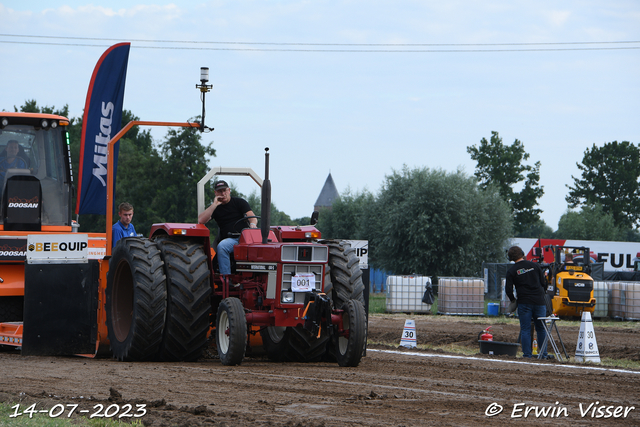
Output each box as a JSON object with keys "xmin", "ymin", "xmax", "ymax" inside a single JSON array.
[
  {"xmin": 564, "ymin": 279, "xmax": 593, "ymax": 302},
  {"xmin": 282, "ymin": 264, "xmax": 323, "ymax": 304}
]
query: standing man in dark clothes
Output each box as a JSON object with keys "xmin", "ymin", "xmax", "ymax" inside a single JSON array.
[{"xmin": 505, "ymin": 245, "xmax": 549, "ymax": 359}]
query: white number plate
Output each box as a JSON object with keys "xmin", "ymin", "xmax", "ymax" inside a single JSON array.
[{"xmin": 292, "ymin": 273, "xmax": 315, "ymax": 292}]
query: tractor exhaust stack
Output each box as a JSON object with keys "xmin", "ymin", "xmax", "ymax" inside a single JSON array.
[{"xmin": 261, "ymin": 148, "xmax": 271, "ymax": 244}]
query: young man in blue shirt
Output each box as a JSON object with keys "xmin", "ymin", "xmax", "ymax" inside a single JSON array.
[{"xmin": 112, "ymin": 202, "xmax": 137, "ymax": 247}]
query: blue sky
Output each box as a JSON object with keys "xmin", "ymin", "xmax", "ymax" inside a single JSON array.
[{"xmin": 1, "ymin": 1, "xmax": 639, "ymax": 230}]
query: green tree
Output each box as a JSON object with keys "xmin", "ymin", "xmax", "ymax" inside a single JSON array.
[
  {"xmin": 68, "ymin": 110, "xmax": 163, "ymax": 234},
  {"xmin": 368, "ymin": 166, "xmax": 513, "ymax": 277},
  {"xmin": 112, "ymin": 112, "xmax": 164, "ymax": 235},
  {"xmin": 316, "ymin": 188, "xmax": 375, "ymax": 240},
  {"xmin": 245, "ymin": 190, "xmax": 296, "ymax": 228},
  {"xmin": 554, "ymin": 204, "xmax": 624, "ymax": 241},
  {"xmin": 467, "ymin": 131, "xmax": 543, "ymax": 235},
  {"xmin": 566, "ymin": 141, "xmax": 640, "ymax": 229},
  {"xmin": 516, "ymin": 219, "xmax": 554, "ymax": 238},
  {"xmin": 150, "ymin": 124, "xmax": 216, "ymax": 225},
  {"xmin": 15, "ymin": 99, "xmax": 69, "ymax": 117}
]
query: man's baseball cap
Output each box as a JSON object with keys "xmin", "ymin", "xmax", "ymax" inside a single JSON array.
[{"xmin": 214, "ymin": 180, "xmax": 229, "ymax": 191}]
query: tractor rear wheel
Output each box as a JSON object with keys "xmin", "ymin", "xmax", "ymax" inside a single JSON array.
[
  {"xmin": 287, "ymin": 326, "xmax": 329, "ymax": 362},
  {"xmin": 0, "ymin": 296, "xmax": 23, "ymax": 322},
  {"xmin": 335, "ymin": 299, "xmax": 367, "ymax": 367},
  {"xmin": 216, "ymin": 297, "xmax": 246, "ymax": 366},
  {"xmin": 106, "ymin": 238, "xmax": 167, "ymax": 361},
  {"xmin": 155, "ymin": 237, "xmax": 212, "ymax": 362},
  {"xmin": 261, "ymin": 326, "xmax": 329, "ymax": 362},
  {"xmin": 260, "ymin": 326, "xmax": 288, "ymax": 362},
  {"xmin": 322, "ymin": 240, "xmax": 365, "ymax": 308},
  {"xmin": 321, "ymin": 240, "xmax": 367, "ymax": 363}
]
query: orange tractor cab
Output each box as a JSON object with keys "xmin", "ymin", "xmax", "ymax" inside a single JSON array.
[{"xmin": 0, "ymin": 112, "xmax": 106, "ymax": 352}]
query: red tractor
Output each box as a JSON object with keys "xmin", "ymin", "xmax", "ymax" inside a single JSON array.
[{"xmin": 105, "ymin": 149, "xmax": 367, "ymax": 366}]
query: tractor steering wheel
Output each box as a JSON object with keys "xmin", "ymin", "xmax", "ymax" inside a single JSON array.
[{"xmin": 228, "ymin": 215, "xmax": 261, "ymax": 237}]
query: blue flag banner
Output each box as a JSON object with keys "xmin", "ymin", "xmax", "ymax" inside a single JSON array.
[{"xmin": 76, "ymin": 42, "xmax": 130, "ymax": 215}]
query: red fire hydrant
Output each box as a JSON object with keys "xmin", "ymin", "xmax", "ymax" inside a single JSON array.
[{"xmin": 480, "ymin": 327, "xmax": 493, "ymax": 341}]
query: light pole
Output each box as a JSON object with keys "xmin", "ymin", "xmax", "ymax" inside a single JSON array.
[{"xmin": 196, "ymin": 67, "xmax": 214, "ymax": 132}]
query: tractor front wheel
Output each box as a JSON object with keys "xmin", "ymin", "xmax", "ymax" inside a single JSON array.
[
  {"xmin": 216, "ymin": 298, "xmax": 247, "ymax": 366},
  {"xmin": 336, "ymin": 299, "xmax": 367, "ymax": 367}
]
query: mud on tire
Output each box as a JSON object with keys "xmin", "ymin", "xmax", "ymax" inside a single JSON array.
[
  {"xmin": 106, "ymin": 238, "xmax": 167, "ymax": 361},
  {"xmin": 155, "ymin": 237, "xmax": 212, "ymax": 362}
]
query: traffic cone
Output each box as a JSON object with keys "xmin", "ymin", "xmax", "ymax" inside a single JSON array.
[
  {"xmin": 532, "ymin": 339, "xmax": 538, "ymax": 356},
  {"xmin": 575, "ymin": 311, "xmax": 600, "ymax": 363},
  {"xmin": 399, "ymin": 319, "xmax": 417, "ymax": 348}
]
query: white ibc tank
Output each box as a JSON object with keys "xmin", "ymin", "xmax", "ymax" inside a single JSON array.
[
  {"xmin": 592, "ymin": 281, "xmax": 609, "ymax": 318},
  {"xmin": 609, "ymin": 282, "xmax": 624, "ymax": 319},
  {"xmin": 608, "ymin": 282, "xmax": 640, "ymax": 320},
  {"xmin": 624, "ymin": 282, "xmax": 640, "ymax": 320},
  {"xmin": 385, "ymin": 275, "xmax": 432, "ymax": 313},
  {"xmin": 437, "ymin": 277, "xmax": 484, "ymax": 315}
]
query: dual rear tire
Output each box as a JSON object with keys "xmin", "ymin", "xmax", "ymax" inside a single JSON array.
[{"xmin": 106, "ymin": 237, "xmax": 211, "ymax": 362}]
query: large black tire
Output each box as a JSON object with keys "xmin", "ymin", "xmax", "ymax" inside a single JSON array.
[
  {"xmin": 322, "ymin": 240, "xmax": 365, "ymax": 308},
  {"xmin": 0, "ymin": 296, "xmax": 23, "ymax": 322},
  {"xmin": 106, "ymin": 238, "xmax": 167, "ymax": 361},
  {"xmin": 321, "ymin": 240, "xmax": 367, "ymax": 363},
  {"xmin": 216, "ymin": 298, "xmax": 246, "ymax": 366},
  {"xmin": 155, "ymin": 237, "xmax": 212, "ymax": 362},
  {"xmin": 260, "ymin": 326, "xmax": 289, "ymax": 362},
  {"xmin": 287, "ymin": 326, "xmax": 330, "ymax": 362},
  {"xmin": 261, "ymin": 326, "xmax": 329, "ymax": 363},
  {"xmin": 335, "ymin": 300, "xmax": 367, "ymax": 367}
]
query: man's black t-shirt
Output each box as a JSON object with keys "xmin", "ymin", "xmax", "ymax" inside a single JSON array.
[
  {"xmin": 505, "ymin": 259, "xmax": 547, "ymax": 305},
  {"xmin": 212, "ymin": 197, "xmax": 251, "ymax": 239}
]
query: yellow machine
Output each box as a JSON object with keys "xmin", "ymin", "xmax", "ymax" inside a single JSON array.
[{"xmin": 541, "ymin": 245, "xmax": 596, "ymax": 317}]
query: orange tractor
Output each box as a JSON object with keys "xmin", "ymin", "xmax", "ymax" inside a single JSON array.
[
  {"xmin": 0, "ymin": 112, "xmax": 107, "ymax": 349},
  {"xmin": 0, "ymin": 83, "xmax": 367, "ymax": 366}
]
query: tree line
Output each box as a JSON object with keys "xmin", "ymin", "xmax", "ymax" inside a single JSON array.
[
  {"xmin": 319, "ymin": 131, "xmax": 640, "ymax": 276},
  {"xmin": 14, "ymin": 101, "xmax": 640, "ymax": 277}
]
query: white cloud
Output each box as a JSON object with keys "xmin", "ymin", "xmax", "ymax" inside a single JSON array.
[{"xmin": 545, "ymin": 9, "xmax": 572, "ymax": 26}]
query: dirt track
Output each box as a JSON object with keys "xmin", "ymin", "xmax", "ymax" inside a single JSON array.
[{"xmin": 1, "ymin": 315, "xmax": 639, "ymax": 426}]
